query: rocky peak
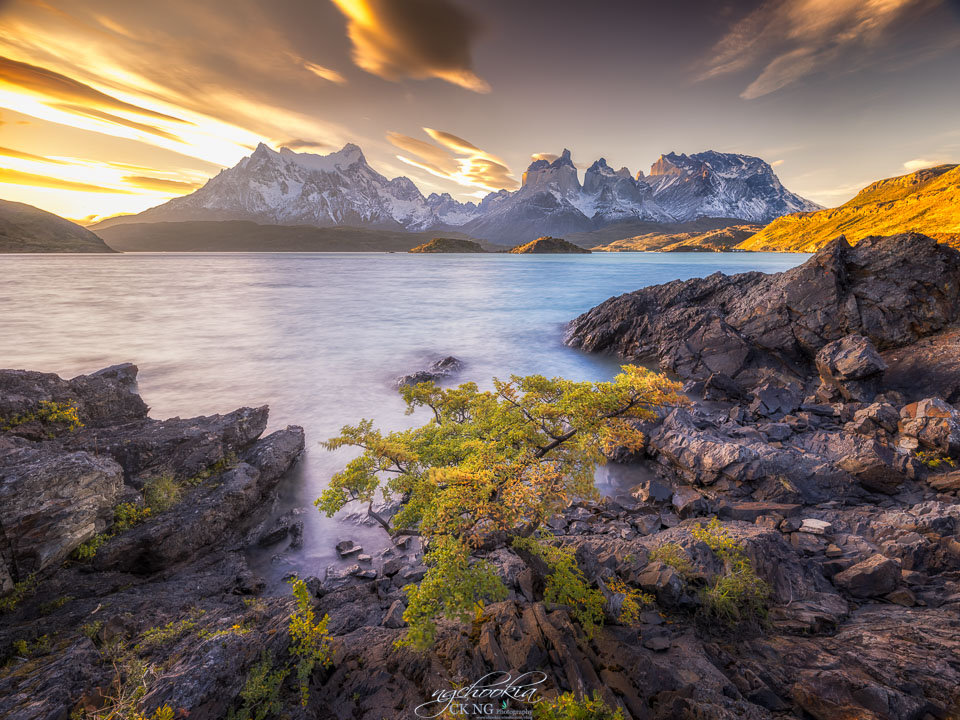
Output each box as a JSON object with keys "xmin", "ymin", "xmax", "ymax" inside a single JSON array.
[{"xmin": 521, "ymin": 148, "xmax": 581, "ymax": 196}]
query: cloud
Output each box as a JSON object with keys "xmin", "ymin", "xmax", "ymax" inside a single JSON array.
[
  {"xmin": 51, "ymin": 104, "xmax": 187, "ymax": 143},
  {"xmin": 303, "ymin": 61, "xmax": 347, "ymax": 84},
  {"xmin": 330, "ymin": 0, "xmax": 489, "ymax": 92},
  {"xmin": 387, "ymin": 126, "xmax": 517, "ymax": 192},
  {"xmin": 0, "ymin": 55, "xmax": 190, "ymax": 123},
  {"xmin": 0, "ymin": 167, "xmax": 134, "ymax": 193},
  {"xmin": 701, "ymin": 0, "xmax": 930, "ymax": 99},
  {"xmin": 121, "ymin": 175, "xmax": 202, "ymax": 193},
  {"xmin": 280, "ymin": 138, "xmax": 333, "ymax": 152},
  {"xmin": 903, "ymin": 157, "xmax": 950, "ymax": 172},
  {"xmin": 530, "ymin": 152, "xmax": 559, "ymax": 163},
  {"xmin": 0, "ymin": 145, "xmax": 68, "ymax": 164}
]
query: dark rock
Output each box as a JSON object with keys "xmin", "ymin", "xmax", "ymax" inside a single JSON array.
[
  {"xmin": 748, "ymin": 382, "xmax": 801, "ymax": 420},
  {"xmin": 631, "ymin": 477, "xmax": 673, "ymax": 503},
  {"xmin": 381, "ymin": 599, "xmax": 406, "ymax": 628},
  {"xmin": 671, "ymin": 486, "xmax": 707, "ymax": 518},
  {"xmin": 335, "ymin": 540, "xmax": 363, "ymax": 558},
  {"xmin": 396, "ymin": 356, "xmax": 463, "ymax": 387},
  {"xmin": 833, "ymin": 554, "xmax": 899, "ymax": 597},
  {"xmin": 703, "ymin": 372, "xmax": 747, "ymax": 402},
  {"xmin": 637, "ymin": 561, "xmax": 685, "ymax": 607},
  {"xmin": 815, "ymin": 334, "xmax": 887, "ymax": 402},
  {"xmin": 898, "ymin": 397, "xmax": 960, "ymax": 456}
]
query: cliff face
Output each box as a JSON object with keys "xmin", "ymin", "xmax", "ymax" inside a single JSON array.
[{"xmin": 740, "ymin": 164, "xmax": 960, "ymax": 252}]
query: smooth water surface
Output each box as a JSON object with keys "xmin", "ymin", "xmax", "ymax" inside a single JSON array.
[{"xmin": 0, "ymin": 251, "xmax": 808, "ymax": 578}]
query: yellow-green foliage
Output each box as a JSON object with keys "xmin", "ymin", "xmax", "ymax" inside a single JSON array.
[
  {"xmin": 38, "ymin": 596, "xmax": 73, "ymax": 616},
  {"xmin": 0, "ymin": 574, "xmax": 38, "ymax": 613},
  {"xmin": 400, "ymin": 536, "xmax": 508, "ymax": 650},
  {"xmin": 533, "ymin": 691, "xmax": 625, "ymax": 720},
  {"xmin": 143, "ymin": 475, "xmax": 182, "ymax": 512},
  {"xmin": 288, "ymin": 578, "xmax": 332, "ymax": 706},
  {"xmin": 649, "ymin": 542, "xmax": 693, "ymax": 577},
  {"xmin": 135, "ymin": 612, "xmax": 202, "ymax": 653},
  {"xmin": 915, "ymin": 450, "xmax": 957, "ymax": 470},
  {"xmin": 1, "ymin": 400, "xmax": 84, "ymax": 435},
  {"xmin": 607, "ymin": 578, "xmax": 653, "ymax": 625},
  {"xmin": 229, "ymin": 651, "xmax": 287, "ymax": 720},
  {"xmin": 513, "ymin": 535, "xmax": 605, "ymax": 637},
  {"xmin": 318, "ymin": 366, "xmax": 685, "ymax": 647},
  {"xmin": 691, "ymin": 518, "xmax": 770, "ymax": 628},
  {"xmin": 73, "ymin": 502, "xmax": 152, "ymax": 561}
]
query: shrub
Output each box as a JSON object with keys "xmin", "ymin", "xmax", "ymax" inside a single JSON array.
[
  {"xmin": 533, "ymin": 691, "xmax": 625, "ymax": 720},
  {"xmin": 691, "ymin": 518, "xmax": 770, "ymax": 628},
  {"xmin": 648, "ymin": 542, "xmax": 693, "ymax": 577},
  {"xmin": 288, "ymin": 578, "xmax": 332, "ymax": 706},
  {"xmin": 513, "ymin": 535, "xmax": 605, "ymax": 637},
  {"xmin": 915, "ymin": 450, "xmax": 957, "ymax": 470},
  {"xmin": 606, "ymin": 578, "xmax": 653, "ymax": 625},
  {"xmin": 0, "ymin": 574, "xmax": 38, "ymax": 613},
  {"xmin": 229, "ymin": 652, "xmax": 287, "ymax": 720},
  {"xmin": 1, "ymin": 400, "xmax": 83, "ymax": 435},
  {"xmin": 142, "ymin": 475, "xmax": 182, "ymax": 513}
]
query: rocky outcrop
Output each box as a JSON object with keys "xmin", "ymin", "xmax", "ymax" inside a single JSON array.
[
  {"xmin": 508, "ymin": 236, "xmax": 591, "ymax": 254},
  {"xmin": 395, "ymin": 356, "xmax": 463, "ymax": 387},
  {"xmin": 408, "ymin": 237, "xmax": 486, "ymax": 253},
  {"xmin": 814, "ymin": 334, "xmax": 887, "ymax": 402},
  {"xmin": 566, "ymin": 233, "xmax": 960, "ymax": 390}
]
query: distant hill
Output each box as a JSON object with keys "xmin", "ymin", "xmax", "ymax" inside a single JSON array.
[
  {"xmin": 563, "ymin": 217, "xmax": 748, "ymax": 248},
  {"xmin": 740, "ymin": 164, "xmax": 960, "ymax": 252},
  {"xmin": 509, "ymin": 237, "xmax": 591, "ymax": 254},
  {"xmin": 409, "ymin": 238, "xmax": 486, "ymax": 253},
  {"xmin": 596, "ymin": 224, "xmax": 761, "ymax": 252},
  {"xmin": 96, "ymin": 221, "xmax": 500, "ymax": 253},
  {"xmin": 0, "ymin": 199, "xmax": 116, "ymax": 253}
]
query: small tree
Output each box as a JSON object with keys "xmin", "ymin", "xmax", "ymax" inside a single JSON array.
[{"xmin": 318, "ymin": 366, "xmax": 685, "ymax": 647}]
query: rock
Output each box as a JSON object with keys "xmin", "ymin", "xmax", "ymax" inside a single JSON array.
[
  {"xmin": 833, "ymin": 554, "xmax": 899, "ymax": 597},
  {"xmin": 58, "ymin": 406, "xmax": 270, "ymax": 489},
  {"xmin": 0, "ymin": 363, "xmax": 148, "ymax": 430},
  {"xmin": 898, "ymin": 397, "xmax": 960, "ymax": 455},
  {"xmin": 637, "ymin": 561, "xmax": 685, "ymax": 607},
  {"xmin": 853, "ymin": 403, "xmax": 900, "ymax": 434},
  {"xmin": 631, "ymin": 477, "xmax": 673, "ymax": 504},
  {"xmin": 885, "ymin": 588, "xmax": 916, "ymax": 607},
  {"xmin": 335, "ymin": 540, "xmax": 363, "ymax": 558},
  {"xmin": 0, "ymin": 443, "xmax": 123, "ymax": 581},
  {"xmin": 882, "ymin": 325, "xmax": 960, "ymax": 403},
  {"xmin": 702, "ymin": 372, "xmax": 747, "ymax": 402},
  {"xmin": 381, "ymin": 599, "xmax": 406, "ymax": 628},
  {"xmin": 815, "ymin": 335, "xmax": 887, "ymax": 402},
  {"xmin": 928, "ymin": 471, "xmax": 960, "ymax": 492},
  {"xmin": 642, "ymin": 631, "xmax": 671, "ymax": 652},
  {"xmin": 92, "ymin": 427, "xmax": 305, "ymax": 574},
  {"xmin": 757, "ymin": 422, "xmax": 791, "ymax": 441},
  {"xmin": 748, "ymin": 382, "xmax": 801, "ymax": 420},
  {"xmin": 719, "ymin": 502, "xmax": 801, "ymax": 523},
  {"xmin": 671, "ymin": 486, "xmax": 707, "ymax": 518},
  {"xmin": 252, "ymin": 508, "xmax": 306, "ymax": 547},
  {"xmin": 395, "ymin": 356, "xmax": 463, "ymax": 387},
  {"xmin": 800, "ymin": 518, "xmax": 832, "ymax": 535},
  {"xmin": 566, "ymin": 233, "xmax": 960, "ymax": 386}
]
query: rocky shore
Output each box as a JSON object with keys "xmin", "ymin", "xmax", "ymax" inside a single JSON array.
[{"xmin": 3, "ymin": 232, "xmax": 960, "ymax": 720}]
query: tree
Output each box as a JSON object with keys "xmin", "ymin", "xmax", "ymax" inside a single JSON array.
[{"xmin": 317, "ymin": 365, "xmax": 685, "ymax": 647}]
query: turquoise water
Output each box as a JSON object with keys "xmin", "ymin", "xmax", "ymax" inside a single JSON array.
[{"xmin": 0, "ymin": 251, "xmax": 808, "ymax": 576}]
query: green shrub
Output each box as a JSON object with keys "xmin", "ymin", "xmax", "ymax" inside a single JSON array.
[
  {"xmin": 1, "ymin": 400, "xmax": 83, "ymax": 435},
  {"xmin": 513, "ymin": 535, "xmax": 605, "ymax": 637},
  {"xmin": 0, "ymin": 575, "xmax": 38, "ymax": 613},
  {"xmin": 915, "ymin": 450, "xmax": 957, "ymax": 470},
  {"xmin": 142, "ymin": 475, "xmax": 182, "ymax": 513},
  {"xmin": 606, "ymin": 578, "xmax": 653, "ymax": 625},
  {"xmin": 288, "ymin": 578, "xmax": 332, "ymax": 706},
  {"xmin": 648, "ymin": 542, "xmax": 693, "ymax": 577},
  {"xmin": 533, "ymin": 691, "xmax": 625, "ymax": 720},
  {"xmin": 691, "ymin": 518, "xmax": 770, "ymax": 628},
  {"xmin": 228, "ymin": 651, "xmax": 288, "ymax": 720}
]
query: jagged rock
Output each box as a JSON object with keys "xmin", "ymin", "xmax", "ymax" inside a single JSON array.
[
  {"xmin": 566, "ymin": 234, "xmax": 960, "ymax": 386},
  {"xmin": 815, "ymin": 334, "xmax": 887, "ymax": 402},
  {"xmin": 381, "ymin": 600, "xmax": 406, "ymax": 628},
  {"xmin": 851, "ymin": 402, "xmax": 900, "ymax": 435},
  {"xmin": 833, "ymin": 554, "xmax": 899, "ymax": 597},
  {"xmin": 748, "ymin": 383, "xmax": 801, "ymax": 420},
  {"xmin": 92, "ymin": 427, "xmax": 304, "ymax": 573},
  {"xmin": 395, "ymin": 356, "xmax": 462, "ymax": 387},
  {"xmin": 898, "ymin": 397, "xmax": 960, "ymax": 456},
  {"xmin": 631, "ymin": 477, "xmax": 673, "ymax": 503},
  {"xmin": 0, "ymin": 363, "xmax": 148, "ymax": 430},
  {"xmin": 929, "ymin": 471, "xmax": 960, "ymax": 492},
  {"xmin": 335, "ymin": 540, "xmax": 363, "ymax": 558},
  {"xmin": 0, "ymin": 442, "xmax": 123, "ymax": 583},
  {"xmin": 800, "ymin": 519, "xmax": 832, "ymax": 535},
  {"xmin": 637, "ymin": 561, "xmax": 686, "ymax": 607},
  {"xmin": 671, "ymin": 486, "xmax": 707, "ymax": 518}
]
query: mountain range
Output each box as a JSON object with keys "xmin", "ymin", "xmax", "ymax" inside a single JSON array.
[
  {"xmin": 740, "ymin": 163, "xmax": 960, "ymax": 251},
  {"xmin": 94, "ymin": 143, "xmax": 820, "ymax": 243}
]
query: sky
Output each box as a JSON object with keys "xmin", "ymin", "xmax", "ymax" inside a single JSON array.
[{"xmin": 0, "ymin": 0, "xmax": 959, "ymax": 222}]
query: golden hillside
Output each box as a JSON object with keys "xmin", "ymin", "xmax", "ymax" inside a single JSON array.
[
  {"xmin": 596, "ymin": 224, "xmax": 760, "ymax": 252},
  {"xmin": 739, "ymin": 164, "xmax": 960, "ymax": 252}
]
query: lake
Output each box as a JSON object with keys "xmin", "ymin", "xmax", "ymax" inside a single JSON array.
[{"xmin": 0, "ymin": 251, "xmax": 808, "ymax": 580}]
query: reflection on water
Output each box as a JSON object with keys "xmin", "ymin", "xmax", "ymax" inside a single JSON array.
[{"xmin": 0, "ymin": 251, "xmax": 807, "ymax": 579}]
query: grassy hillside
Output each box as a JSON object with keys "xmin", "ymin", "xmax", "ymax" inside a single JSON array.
[
  {"xmin": 97, "ymin": 221, "xmax": 504, "ymax": 252},
  {"xmin": 509, "ymin": 236, "xmax": 591, "ymax": 254},
  {"xmin": 564, "ymin": 217, "xmax": 746, "ymax": 248},
  {"xmin": 739, "ymin": 164, "xmax": 960, "ymax": 252},
  {"xmin": 0, "ymin": 199, "xmax": 116, "ymax": 253},
  {"xmin": 596, "ymin": 224, "xmax": 760, "ymax": 252},
  {"xmin": 409, "ymin": 237, "xmax": 486, "ymax": 253}
]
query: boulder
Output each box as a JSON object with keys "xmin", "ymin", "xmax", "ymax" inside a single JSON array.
[
  {"xmin": 815, "ymin": 335, "xmax": 887, "ymax": 402},
  {"xmin": 833, "ymin": 554, "xmax": 899, "ymax": 597},
  {"xmin": 396, "ymin": 356, "xmax": 463, "ymax": 387},
  {"xmin": 0, "ymin": 443, "xmax": 123, "ymax": 582},
  {"xmin": 898, "ymin": 397, "xmax": 960, "ymax": 456}
]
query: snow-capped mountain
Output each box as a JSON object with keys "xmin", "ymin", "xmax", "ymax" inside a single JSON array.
[
  {"xmin": 114, "ymin": 143, "xmax": 478, "ymax": 231},
  {"xmin": 102, "ymin": 143, "xmax": 819, "ymax": 242},
  {"xmin": 644, "ymin": 151, "xmax": 821, "ymax": 223}
]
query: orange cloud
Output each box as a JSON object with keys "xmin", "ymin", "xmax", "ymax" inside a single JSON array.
[
  {"xmin": 0, "ymin": 145, "xmax": 67, "ymax": 164},
  {"xmin": 50, "ymin": 104, "xmax": 187, "ymax": 143},
  {"xmin": 0, "ymin": 167, "xmax": 133, "ymax": 193},
  {"xmin": 0, "ymin": 55, "xmax": 191, "ymax": 124},
  {"xmin": 121, "ymin": 175, "xmax": 202, "ymax": 193},
  {"xmin": 330, "ymin": 0, "xmax": 489, "ymax": 92},
  {"xmin": 303, "ymin": 61, "xmax": 347, "ymax": 85},
  {"xmin": 387, "ymin": 127, "xmax": 516, "ymax": 193}
]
